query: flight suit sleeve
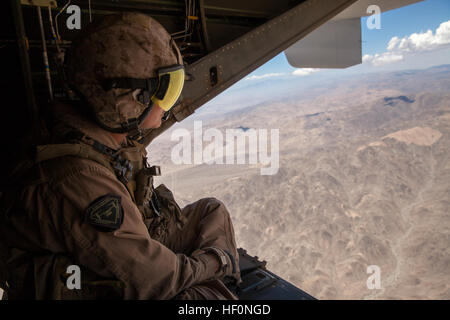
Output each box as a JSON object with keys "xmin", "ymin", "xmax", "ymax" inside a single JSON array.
[{"xmin": 50, "ymin": 160, "xmax": 218, "ymax": 299}]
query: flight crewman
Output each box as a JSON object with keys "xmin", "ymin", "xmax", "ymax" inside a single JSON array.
[{"xmin": 0, "ymin": 12, "xmax": 240, "ymax": 300}]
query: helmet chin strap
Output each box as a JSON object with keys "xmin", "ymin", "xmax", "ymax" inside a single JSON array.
[
  {"xmin": 162, "ymin": 111, "xmax": 171, "ymax": 122},
  {"xmin": 131, "ymin": 110, "xmax": 170, "ymax": 143},
  {"xmin": 120, "ymin": 100, "xmax": 154, "ymax": 141},
  {"xmin": 127, "ymin": 126, "xmax": 143, "ymax": 141}
]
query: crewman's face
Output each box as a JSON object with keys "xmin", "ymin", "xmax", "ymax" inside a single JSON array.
[{"xmin": 139, "ymin": 103, "xmax": 165, "ymax": 129}]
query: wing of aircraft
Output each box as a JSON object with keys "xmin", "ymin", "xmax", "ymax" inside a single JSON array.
[{"xmin": 285, "ymin": 0, "xmax": 423, "ymax": 68}]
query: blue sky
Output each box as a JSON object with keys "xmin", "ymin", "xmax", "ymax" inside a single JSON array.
[
  {"xmin": 362, "ymin": 0, "xmax": 450, "ymax": 55},
  {"xmin": 240, "ymin": 0, "xmax": 450, "ymax": 81},
  {"xmin": 198, "ymin": 0, "xmax": 450, "ymax": 114}
]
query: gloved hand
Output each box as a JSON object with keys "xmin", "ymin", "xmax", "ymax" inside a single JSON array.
[{"xmin": 191, "ymin": 246, "xmax": 239, "ymax": 281}]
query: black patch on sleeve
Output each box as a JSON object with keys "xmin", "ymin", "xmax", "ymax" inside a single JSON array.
[{"xmin": 85, "ymin": 194, "xmax": 123, "ymax": 231}]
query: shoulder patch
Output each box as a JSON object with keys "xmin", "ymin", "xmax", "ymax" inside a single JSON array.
[{"xmin": 85, "ymin": 194, "xmax": 123, "ymax": 231}]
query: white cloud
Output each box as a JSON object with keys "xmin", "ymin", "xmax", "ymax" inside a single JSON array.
[
  {"xmin": 362, "ymin": 54, "xmax": 373, "ymax": 63},
  {"xmin": 245, "ymin": 68, "xmax": 319, "ymax": 81},
  {"xmin": 387, "ymin": 36, "xmax": 400, "ymax": 51},
  {"xmin": 292, "ymin": 68, "xmax": 319, "ymax": 76},
  {"xmin": 365, "ymin": 20, "xmax": 450, "ymax": 67},
  {"xmin": 245, "ymin": 73, "xmax": 286, "ymax": 80},
  {"xmin": 389, "ymin": 20, "xmax": 450, "ymax": 53},
  {"xmin": 363, "ymin": 52, "xmax": 404, "ymax": 66}
]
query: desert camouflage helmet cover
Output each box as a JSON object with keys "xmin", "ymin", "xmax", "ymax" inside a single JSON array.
[{"xmin": 66, "ymin": 12, "xmax": 182, "ymax": 133}]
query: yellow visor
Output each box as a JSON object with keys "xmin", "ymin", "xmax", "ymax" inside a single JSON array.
[{"xmin": 152, "ymin": 65, "xmax": 185, "ymax": 111}]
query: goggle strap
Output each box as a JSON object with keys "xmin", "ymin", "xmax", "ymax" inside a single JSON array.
[
  {"xmin": 104, "ymin": 78, "xmax": 159, "ymax": 93},
  {"xmin": 104, "ymin": 76, "xmax": 171, "ymax": 105}
]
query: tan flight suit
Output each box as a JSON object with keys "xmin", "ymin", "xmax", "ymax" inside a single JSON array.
[{"xmin": 0, "ymin": 101, "xmax": 240, "ymax": 299}]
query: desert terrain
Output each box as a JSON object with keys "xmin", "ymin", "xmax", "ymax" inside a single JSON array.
[{"xmin": 147, "ymin": 65, "xmax": 450, "ymax": 299}]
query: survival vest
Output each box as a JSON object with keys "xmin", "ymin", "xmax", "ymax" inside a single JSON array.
[
  {"xmin": 0, "ymin": 130, "xmax": 180, "ymax": 299},
  {"xmin": 35, "ymin": 130, "xmax": 163, "ymax": 219}
]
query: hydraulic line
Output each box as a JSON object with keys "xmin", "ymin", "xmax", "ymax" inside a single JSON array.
[{"xmin": 37, "ymin": 6, "xmax": 53, "ymax": 100}]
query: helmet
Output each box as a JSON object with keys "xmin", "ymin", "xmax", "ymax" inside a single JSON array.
[{"xmin": 65, "ymin": 12, "xmax": 184, "ymax": 135}]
